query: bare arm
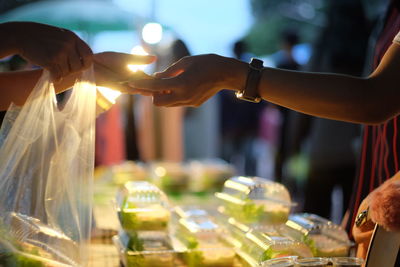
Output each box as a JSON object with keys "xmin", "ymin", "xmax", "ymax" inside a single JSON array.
[
  {"xmin": 128, "ymin": 42, "xmax": 400, "ymax": 124},
  {"xmin": 260, "ymin": 44, "xmax": 400, "ymax": 124},
  {"xmin": 0, "ymin": 52, "xmax": 156, "ymax": 110}
]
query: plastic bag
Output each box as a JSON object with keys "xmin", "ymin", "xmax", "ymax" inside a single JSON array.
[{"xmin": 0, "ymin": 69, "xmax": 97, "ymax": 266}]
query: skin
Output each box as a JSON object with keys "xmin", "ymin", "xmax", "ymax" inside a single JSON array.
[
  {"xmin": 0, "ymin": 22, "xmax": 93, "ymax": 81},
  {"xmin": 128, "ymin": 42, "xmax": 400, "ymax": 125},
  {"xmin": 352, "ymin": 172, "xmax": 400, "ymax": 259},
  {"xmin": 0, "ymin": 22, "xmax": 156, "ymax": 110},
  {"xmin": 0, "ymin": 52, "xmax": 156, "ymax": 110}
]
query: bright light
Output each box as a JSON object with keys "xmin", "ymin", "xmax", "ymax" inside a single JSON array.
[
  {"xmin": 97, "ymin": 86, "xmax": 121, "ymax": 105},
  {"xmin": 128, "ymin": 45, "xmax": 149, "ymax": 72},
  {"xmin": 142, "ymin": 22, "xmax": 163, "ymax": 44}
]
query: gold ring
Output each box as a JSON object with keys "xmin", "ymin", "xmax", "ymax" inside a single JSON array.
[{"xmin": 355, "ymin": 207, "xmax": 369, "ymax": 227}]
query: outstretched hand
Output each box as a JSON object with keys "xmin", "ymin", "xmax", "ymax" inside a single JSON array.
[{"xmin": 128, "ymin": 54, "xmax": 247, "ymax": 107}]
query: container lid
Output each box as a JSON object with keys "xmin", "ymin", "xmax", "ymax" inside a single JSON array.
[
  {"xmin": 116, "ymin": 181, "xmax": 169, "ymax": 208},
  {"xmin": 285, "ymin": 213, "xmax": 352, "ymax": 245},
  {"xmin": 216, "ymin": 176, "xmax": 295, "ymax": 207},
  {"xmin": 174, "ymin": 206, "xmax": 209, "ymax": 218}
]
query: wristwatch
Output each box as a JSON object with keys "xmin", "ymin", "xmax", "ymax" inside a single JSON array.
[{"xmin": 235, "ymin": 57, "xmax": 263, "ymax": 103}]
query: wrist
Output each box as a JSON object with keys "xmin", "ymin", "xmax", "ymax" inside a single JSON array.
[{"xmin": 217, "ymin": 55, "xmax": 248, "ymax": 91}]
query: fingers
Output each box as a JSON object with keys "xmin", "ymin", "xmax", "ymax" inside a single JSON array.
[
  {"xmin": 49, "ymin": 64, "xmax": 63, "ymax": 82},
  {"xmin": 129, "ymin": 77, "xmax": 178, "ymax": 92},
  {"xmin": 153, "ymin": 58, "xmax": 190, "ymax": 78},
  {"xmin": 128, "ymin": 54, "xmax": 157, "ymax": 65}
]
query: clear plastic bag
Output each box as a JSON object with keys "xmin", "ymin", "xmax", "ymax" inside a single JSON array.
[{"xmin": 0, "ymin": 70, "xmax": 97, "ymax": 266}]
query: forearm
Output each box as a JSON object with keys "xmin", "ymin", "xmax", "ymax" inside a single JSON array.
[
  {"xmin": 259, "ymin": 68, "xmax": 386, "ymax": 124},
  {"xmin": 0, "ymin": 69, "xmax": 80, "ymax": 110}
]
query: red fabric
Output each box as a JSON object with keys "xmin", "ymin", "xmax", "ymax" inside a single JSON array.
[
  {"xmin": 347, "ymin": 2, "xmax": 400, "ymax": 237},
  {"xmin": 95, "ymin": 102, "xmax": 126, "ymax": 166}
]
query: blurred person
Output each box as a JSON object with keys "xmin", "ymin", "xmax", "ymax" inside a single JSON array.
[
  {"xmin": 272, "ymin": 28, "xmax": 303, "ymax": 183},
  {"xmin": 136, "ymin": 38, "xmax": 189, "ymax": 162},
  {"xmin": 128, "ymin": 0, "xmax": 400, "ymax": 260},
  {"xmin": 290, "ymin": 0, "xmax": 368, "ymax": 223},
  {"xmin": 219, "ymin": 39, "xmax": 266, "ymax": 175}
]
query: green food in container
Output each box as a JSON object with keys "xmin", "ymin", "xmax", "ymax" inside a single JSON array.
[
  {"xmin": 150, "ymin": 162, "xmax": 190, "ymax": 194},
  {"xmin": 215, "ymin": 176, "xmax": 294, "ymax": 225},
  {"xmin": 276, "ymin": 213, "xmax": 353, "ymax": 257},
  {"xmin": 116, "ymin": 181, "xmax": 171, "ymax": 232}
]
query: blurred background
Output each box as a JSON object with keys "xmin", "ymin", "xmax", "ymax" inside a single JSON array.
[{"xmin": 0, "ymin": 0, "xmax": 389, "ymax": 224}]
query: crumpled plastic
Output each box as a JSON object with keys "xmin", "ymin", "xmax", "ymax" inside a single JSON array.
[{"xmin": 0, "ymin": 69, "xmax": 96, "ymax": 266}]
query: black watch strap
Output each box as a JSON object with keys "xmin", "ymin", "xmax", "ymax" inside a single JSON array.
[{"xmin": 236, "ymin": 57, "xmax": 263, "ymax": 103}]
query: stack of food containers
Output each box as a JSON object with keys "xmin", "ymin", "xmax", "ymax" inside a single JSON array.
[
  {"xmin": 214, "ymin": 176, "xmax": 312, "ymax": 265},
  {"xmin": 114, "ymin": 181, "xmax": 174, "ymax": 266}
]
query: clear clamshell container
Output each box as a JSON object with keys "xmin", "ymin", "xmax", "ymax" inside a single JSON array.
[
  {"xmin": 174, "ymin": 206, "xmax": 210, "ymax": 219},
  {"xmin": 330, "ymin": 257, "xmax": 364, "ymax": 267},
  {"xmin": 111, "ymin": 161, "xmax": 149, "ymax": 185},
  {"xmin": 150, "ymin": 161, "xmax": 190, "ymax": 194},
  {"xmin": 116, "ymin": 181, "xmax": 171, "ymax": 233},
  {"xmin": 0, "ymin": 212, "xmax": 81, "ymax": 267},
  {"xmin": 188, "ymin": 158, "xmax": 235, "ymax": 193},
  {"xmin": 261, "ymin": 256, "xmax": 297, "ymax": 267},
  {"xmin": 174, "ymin": 207, "xmax": 236, "ymax": 266},
  {"xmin": 240, "ymin": 230, "xmax": 313, "ymax": 265},
  {"xmin": 215, "ymin": 176, "xmax": 294, "ymax": 225},
  {"xmin": 293, "ymin": 257, "xmax": 329, "ymax": 267},
  {"xmin": 276, "ymin": 213, "xmax": 353, "ymax": 257},
  {"xmin": 219, "ymin": 217, "xmax": 312, "ymax": 266},
  {"xmin": 114, "ymin": 233, "xmax": 176, "ymax": 267}
]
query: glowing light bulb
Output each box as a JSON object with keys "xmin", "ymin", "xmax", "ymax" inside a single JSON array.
[{"xmin": 142, "ymin": 22, "xmax": 163, "ymax": 44}]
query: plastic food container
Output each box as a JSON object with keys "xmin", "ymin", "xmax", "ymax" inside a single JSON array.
[
  {"xmin": 277, "ymin": 213, "xmax": 353, "ymax": 257},
  {"xmin": 116, "ymin": 181, "xmax": 171, "ymax": 233},
  {"xmin": 294, "ymin": 257, "xmax": 329, "ymax": 267},
  {"xmin": 261, "ymin": 256, "xmax": 297, "ymax": 267},
  {"xmin": 174, "ymin": 208, "xmax": 236, "ymax": 266},
  {"xmin": 215, "ymin": 176, "xmax": 294, "ymax": 225},
  {"xmin": 330, "ymin": 257, "xmax": 364, "ymax": 267},
  {"xmin": 113, "ymin": 233, "xmax": 176, "ymax": 267},
  {"xmin": 188, "ymin": 159, "xmax": 235, "ymax": 192},
  {"xmin": 240, "ymin": 230, "xmax": 313, "ymax": 264},
  {"xmin": 150, "ymin": 162, "xmax": 190, "ymax": 194},
  {"xmin": 219, "ymin": 216, "xmax": 312, "ymax": 266},
  {"xmin": 1, "ymin": 212, "xmax": 80, "ymax": 267},
  {"xmin": 111, "ymin": 161, "xmax": 149, "ymax": 184}
]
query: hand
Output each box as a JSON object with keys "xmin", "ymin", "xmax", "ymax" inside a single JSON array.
[
  {"xmin": 352, "ymin": 194, "xmax": 374, "ymax": 259},
  {"xmin": 93, "ymin": 52, "xmax": 156, "ymax": 92},
  {"xmin": 7, "ymin": 22, "xmax": 93, "ymax": 81},
  {"xmin": 352, "ymin": 172, "xmax": 400, "ymax": 259},
  {"xmin": 128, "ymin": 54, "xmax": 248, "ymax": 107}
]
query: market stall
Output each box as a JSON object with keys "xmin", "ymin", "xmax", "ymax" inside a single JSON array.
[{"xmin": 91, "ymin": 160, "xmax": 366, "ymax": 267}]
